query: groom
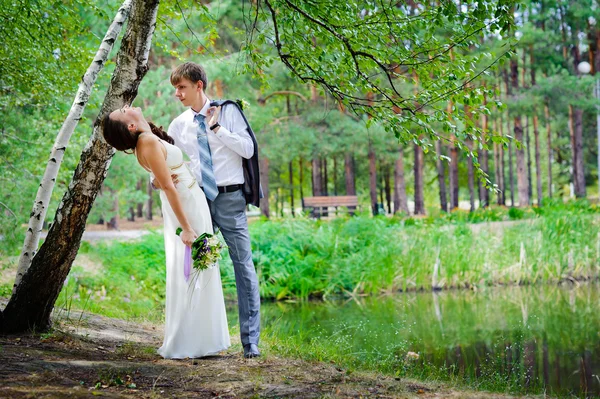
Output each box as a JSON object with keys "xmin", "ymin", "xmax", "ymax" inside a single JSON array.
[{"xmin": 167, "ymin": 62, "xmax": 261, "ymax": 358}]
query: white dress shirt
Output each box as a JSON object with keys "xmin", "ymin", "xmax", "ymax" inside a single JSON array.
[{"xmin": 167, "ymin": 98, "xmax": 254, "ymax": 187}]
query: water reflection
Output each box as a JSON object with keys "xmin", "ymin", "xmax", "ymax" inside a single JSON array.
[{"xmin": 260, "ymin": 283, "xmax": 600, "ymax": 397}]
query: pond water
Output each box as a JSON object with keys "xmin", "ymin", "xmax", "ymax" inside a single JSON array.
[{"xmin": 258, "ymin": 283, "xmax": 600, "ymax": 397}]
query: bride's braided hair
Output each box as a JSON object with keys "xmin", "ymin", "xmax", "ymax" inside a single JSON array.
[{"xmin": 148, "ymin": 122, "xmax": 175, "ymax": 145}]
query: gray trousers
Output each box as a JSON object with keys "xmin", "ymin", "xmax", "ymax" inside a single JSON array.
[{"xmin": 207, "ymin": 189, "xmax": 260, "ymax": 347}]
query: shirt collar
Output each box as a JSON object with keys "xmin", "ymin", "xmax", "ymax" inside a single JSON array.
[{"xmin": 191, "ymin": 97, "xmax": 211, "ymax": 118}]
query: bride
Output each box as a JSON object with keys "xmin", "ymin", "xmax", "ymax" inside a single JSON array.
[{"xmin": 102, "ymin": 104, "xmax": 230, "ymax": 358}]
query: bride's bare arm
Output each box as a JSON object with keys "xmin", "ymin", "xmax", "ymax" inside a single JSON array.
[{"xmin": 136, "ymin": 136, "xmax": 197, "ymax": 246}]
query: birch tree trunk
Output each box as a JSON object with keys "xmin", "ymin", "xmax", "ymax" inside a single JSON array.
[
  {"xmin": 1, "ymin": 0, "xmax": 159, "ymax": 333},
  {"xmin": 13, "ymin": 0, "xmax": 133, "ymax": 292}
]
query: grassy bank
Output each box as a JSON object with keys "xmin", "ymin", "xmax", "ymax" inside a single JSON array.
[
  {"xmin": 36, "ymin": 200, "xmax": 599, "ymax": 322},
  {"xmin": 252, "ymin": 200, "xmax": 600, "ymax": 299}
]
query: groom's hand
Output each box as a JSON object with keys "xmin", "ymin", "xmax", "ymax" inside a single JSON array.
[
  {"xmin": 151, "ymin": 174, "xmax": 178, "ymax": 190},
  {"xmin": 206, "ymin": 106, "xmax": 221, "ymax": 129}
]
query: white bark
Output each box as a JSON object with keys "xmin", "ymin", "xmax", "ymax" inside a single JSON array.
[{"xmin": 14, "ymin": 0, "xmax": 133, "ymax": 291}]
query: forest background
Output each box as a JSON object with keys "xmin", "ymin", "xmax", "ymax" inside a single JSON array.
[{"xmin": 5, "ymin": 0, "xmax": 600, "ymax": 255}]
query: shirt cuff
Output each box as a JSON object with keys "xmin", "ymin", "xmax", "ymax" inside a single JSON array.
[{"xmin": 213, "ymin": 125, "xmax": 231, "ymax": 140}]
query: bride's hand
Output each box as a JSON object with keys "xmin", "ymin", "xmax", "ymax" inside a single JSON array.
[{"xmin": 180, "ymin": 228, "xmax": 198, "ymax": 247}]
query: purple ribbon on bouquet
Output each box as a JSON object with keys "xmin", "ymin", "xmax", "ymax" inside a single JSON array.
[{"xmin": 184, "ymin": 245, "xmax": 192, "ymax": 282}]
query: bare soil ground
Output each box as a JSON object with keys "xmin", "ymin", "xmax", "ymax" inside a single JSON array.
[{"xmin": 0, "ymin": 306, "xmax": 531, "ymax": 399}]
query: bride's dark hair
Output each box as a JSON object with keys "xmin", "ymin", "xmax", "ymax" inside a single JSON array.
[{"xmin": 102, "ymin": 113, "xmax": 174, "ymax": 152}]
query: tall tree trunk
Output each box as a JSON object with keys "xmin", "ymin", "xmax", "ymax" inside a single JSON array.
[
  {"xmin": 525, "ymin": 116, "xmax": 533, "ymax": 203},
  {"xmin": 413, "ymin": 143, "xmax": 425, "ymax": 215},
  {"xmin": 494, "ymin": 117, "xmax": 505, "ymax": 205},
  {"xmin": 344, "ymin": 153, "xmax": 356, "ymax": 196},
  {"xmin": 545, "ymin": 103, "xmax": 553, "ymax": 198},
  {"xmin": 1, "ymin": 0, "xmax": 159, "ymax": 333},
  {"xmin": 511, "ymin": 58, "xmax": 529, "ymax": 206},
  {"xmin": 107, "ymin": 190, "xmax": 119, "ymax": 230},
  {"xmin": 479, "ymin": 92, "xmax": 490, "ymax": 208},
  {"xmin": 464, "ymin": 101, "xmax": 476, "ymax": 211},
  {"xmin": 127, "ymin": 206, "xmax": 135, "ymax": 222},
  {"xmin": 288, "ymin": 161, "xmax": 294, "ymax": 217},
  {"xmin": 467, "ymin": 141, "xmax": 476, "ymax": 212},
  {"xmin": 344, "ymin": 153, "xmax": 356, "ymax": 214},
  {"xmin": 322, "ymin": 157, "xmax": 328, "ymax": 196},
  {"xmin": 310, "ymin": 83, "xmax": 321, "ymax": 208},
  {"xmin": 321, "ymin": 157, "xmax": 328, "ymax": 217},
  {"xmin": 145, "ymin": 178, "xmax": 153, "ymax": 220},
  {"xmin": 384, "ymin": 165, "xmax": 391, "ymax": 214},
  {"xmin": 572, "ymin": 107, "xmax": 587, "ymax": 197},
  {"xmin": 435, "ymin": 140, "xmax": 448, "ymax": 212},
  {"xmin": 393, "ymin": 146, "xmax": 409, "ymax": 214},
  {"xmin": 13, "ymin": 0, "xmax": 133, "ymax": 291},
  {"xmin": 508, "ymin": 117, "xmax": 515, "ymax": 206},
  {"xmin": 449, "ymin": 142, "xmax": 459, "ymax": 210},
  {"xmin": 136, "ymin": 178, "xmax": 143, "ymax": 218},
  {"xmin": 299, "ymin": 157, "xmax": 304, "ymax": 202},
  {"xmin": 333, "ymin": 157, "xmax": 338, "ymax": 196},
  {"xmin": 379, "ymin": 170, "xmax": 385, "ymax": 212},
  {"xmin": 312, "ymin": 157, "xmax": 322, "ymax": 196},
  {"xmin": 514, "ymin": 117, "xmax": 529, "ymax": 206},
  {"xmin": 367, "ymin": 90, "xmax": 378, "ymax": 215},
  {"xmin": 448, "ymin": 100, "xmax": 459, "ymax": 210},
  {"xmin": 534, "ymin": 114, "xmax": 543, "ymax": 206},
  {"xmin": 260, "ymin": 158, "xmax": 270, "ymax": 218},
  {"xmin": 368, "ymin": 142, "xmax": 378, "ymax": 215}
]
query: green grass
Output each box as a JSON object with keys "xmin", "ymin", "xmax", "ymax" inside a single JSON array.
[
  {"xmin": 48, "ymin": 200, "xmax": 600, "ymax": 321},
  {"xmin": 251, "ymin": 200, "xmax": 600, "ymax": 300}
]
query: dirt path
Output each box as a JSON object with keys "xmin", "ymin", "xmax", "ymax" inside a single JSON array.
[{"xmin": 0, "ymin": 307, "xmax": 532, "ymax": 399}]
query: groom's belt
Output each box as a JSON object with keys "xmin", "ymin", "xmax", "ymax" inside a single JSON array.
[
  {"xmin": 201, "ymin": 184, "xmax": 243, "ymax": 193},
  {"xmin": 218, "ymin": 184, "xmax": 243, "ymax": 193}
]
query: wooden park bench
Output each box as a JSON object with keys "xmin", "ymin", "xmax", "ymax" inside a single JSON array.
[{"xmin": 302, "ymin": 195, "xmax": 358, "ymax": 217}]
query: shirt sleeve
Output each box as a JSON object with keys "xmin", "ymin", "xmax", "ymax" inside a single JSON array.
[
  {"xmin": 167, "ymin": 118, "xmax": 183, "ymax": 149},
  {"xmin": 213, "ymin": 104, "xmax": 255, "ymax": 159}
]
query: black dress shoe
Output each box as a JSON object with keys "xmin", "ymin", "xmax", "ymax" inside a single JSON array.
[{"xmin": 243, "ymin": 343, "xmax": 261, "ymax": 358}]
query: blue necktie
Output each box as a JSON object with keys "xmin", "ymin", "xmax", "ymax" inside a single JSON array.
[{"xmin": 194, "ymin": 114, "xmax": 218, "ymax": 201}]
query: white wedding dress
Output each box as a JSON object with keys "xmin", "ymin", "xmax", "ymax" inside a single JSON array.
[{"xmin": 149, "ymin": 139, "xmax": 230, "ymax": 359}]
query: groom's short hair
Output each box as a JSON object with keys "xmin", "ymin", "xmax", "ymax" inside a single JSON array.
[{"xmin": 171, "ymin": 62, "xmax": 208, "ymax": 89}]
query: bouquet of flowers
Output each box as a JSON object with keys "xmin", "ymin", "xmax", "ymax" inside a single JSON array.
[{"xmin": 176, "ymin": 228, "xmax": 225, "ymax": 282}]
